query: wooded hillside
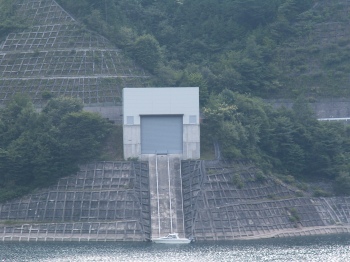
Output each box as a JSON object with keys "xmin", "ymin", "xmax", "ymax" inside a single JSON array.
[
  {"xmin": 1, "ymin": 0, "xmax": 350, "ymax": 199},
  {"xmin": 54, "ymin": 0, "xmax": 350, "ymax": 194},
  {"xmin": 56, "ymin": 0, "xmax": 350, "ymax": 99},
  {"xmin": 0, "ymin": 95, "xmax": 112, "ymax": 202}
]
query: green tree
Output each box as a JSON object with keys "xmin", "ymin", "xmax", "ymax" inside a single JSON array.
[
  {"xmin": 334, "ymin": 172, "xmax": 350, "ymax": 196},
  {"xmin": 181, "ymin": 71, "xmax": 209, "ymax": 106},
  {"xmin": 0, "ymin": 95, "xmax": 112, "ymax": 202},
  {"xmin": 130, "ymin": 34, "xmax": 162, "ymax": 73},
  {"xmin": 202, "ymin": 90, "xmax": 271, "ymax": 160},
  {"xmin": 42, "ymin": 96, "xmax": 83, "ymax": 126},
  {"xmin": 57, "ymin": 111, "xmax": 111, "ymax": 164},
  {"xmin": 0, "ymin": 0, "xmax": 26, "ymax": 37}
]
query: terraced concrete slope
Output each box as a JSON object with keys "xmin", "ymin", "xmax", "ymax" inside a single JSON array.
[
  {"xmin": 0, "ymin": 0, "xmax": 150, "ymax": 106},
  {"xmin": 182, "ymin": 160, "xmax": 350, "ymax": 240},
  {"xmin": 1, "ymin": 159, "xmax": 350, "ymax": 241},
  {"xmin": 0, "ymin": 161, "xmax": 151, "ymax": 241}
]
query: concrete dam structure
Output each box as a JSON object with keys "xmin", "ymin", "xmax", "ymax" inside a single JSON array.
[{"xmin": 1, "ymin": 159, "xmax": 350, "ymax": 241}]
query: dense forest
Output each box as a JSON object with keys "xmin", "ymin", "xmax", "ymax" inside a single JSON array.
[
  {"xmin": 56, "ymin": 0, "xmax": 349, "ymax": 98},
  {"xmin": 202, "ymin": 90, "xmax": 350, "ymax": 195},
  {"xmin": 1, "ymin": 0, "xmax": 350, "ymax": 199},
  {"xmin": 0, "ymin": 95, "xmax": 112, "ymax": 202}
]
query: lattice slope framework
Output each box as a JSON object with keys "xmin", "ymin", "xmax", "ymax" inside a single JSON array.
[
  {"xmin": 0, "ymin": 161, "xmax": 151, "ymax": 241},
  {"xmin": 182, "ymin": 160, "xmax": 350, "ymax": 240},
  {"xmin": 0, "ymin": 0, "xmax": 150, "ymax": 105}
]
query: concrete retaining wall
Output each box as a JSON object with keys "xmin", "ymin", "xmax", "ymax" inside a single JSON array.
[
  {"xmin": 0, "ymin": 221, "xmax": 143, "ymax": 242},
  {"xmin": 266, "ymin": 98, "xmax": 350, "ymax": 118},
  {"xmin": 84, "ymin": 105, "xmax": 122, "ymax": 124}
]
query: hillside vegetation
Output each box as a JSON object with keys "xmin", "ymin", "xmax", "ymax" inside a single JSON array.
[
  {"xmin": 1, "ymin": 0, "xmax": 350, "ymax": 199},
  {"xmin": 56, "ymin": 0, "xmax": 350, "ymax": 99},
  {"xmin": 0, "ymin": 0, "xmax": 26, "ymax": 37},
  {"xmin": 1, "ymin": 0, "xmax": 347, "ymax": 99},
  {"xmin": 54, "ymin": 0, "xmax": 350, "ymax": 193},
  {"xmin": 202, "ymin": 90, "xmax": 350, "ymax": 195},
  {"xmin": 0, "ymin": 95, "xmax": 112, "ymax": 202}
]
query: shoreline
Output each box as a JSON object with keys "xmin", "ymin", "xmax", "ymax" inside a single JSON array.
[
  {"xmin": 1, "ymin": 225, "xmax": 349, "ymax": 242},
  {"xmin": 236, "ymin": 225, "xmax": 350, "ymax": 240}
]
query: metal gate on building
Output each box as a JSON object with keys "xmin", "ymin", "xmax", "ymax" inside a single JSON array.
[{"xmin": 141, "ymin": 115, "xmax": 183, "ymax": 154}]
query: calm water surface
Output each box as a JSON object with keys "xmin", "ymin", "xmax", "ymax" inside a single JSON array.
[{"xmin": 1, "ymin": 234, "xmax": 350, "ymax": 262}]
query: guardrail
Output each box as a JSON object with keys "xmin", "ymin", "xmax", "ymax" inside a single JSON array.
[{"xmin": 318, "ymin": 118, "xmax": 350, "ymax": 121}]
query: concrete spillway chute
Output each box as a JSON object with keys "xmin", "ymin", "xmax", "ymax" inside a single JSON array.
[{"xmin": 148, "ymin": 154, "xmax": 186, "ymax": 238}]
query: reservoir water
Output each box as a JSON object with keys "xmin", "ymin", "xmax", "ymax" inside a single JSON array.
[{"xmin": 1, "ymin": 234, "xmax": 350, "ymax": 262}]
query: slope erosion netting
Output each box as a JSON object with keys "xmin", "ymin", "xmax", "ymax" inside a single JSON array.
[
  {"xmin": 0, "ymin": 0, "xmax": 150, "ymax": 105},
  {"xmin": 182, "ymin": 160, "xmax": 350, "ymax": 240},
  {"xmin": 0, "ymin": 161, "xmax": 151, "ymax": 241}
]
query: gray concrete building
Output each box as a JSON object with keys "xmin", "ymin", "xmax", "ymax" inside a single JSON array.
[{"xmin": 123, "ymin": 87, "xmax": 200, "ymax": 160}]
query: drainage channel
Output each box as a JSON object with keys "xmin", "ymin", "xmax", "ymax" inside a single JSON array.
[{"xmin": 149, "ymin": 154, "xmax": 185, "ymax": 239}]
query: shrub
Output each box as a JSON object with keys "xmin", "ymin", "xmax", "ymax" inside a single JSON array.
[
  {"xmin": 288, "ymin": 208, "xmax": 300, "ymax": 223},
  {"xmin": 255, "ymin": 170, "xmax": 267, "ymax": 183},
  {"xmin": 232, "ymin": 173, "xmax": 244, "ymax": 189},
  {"xmin": 334, "ymin": 172, "xmax": 350, "ymax": 196}
]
